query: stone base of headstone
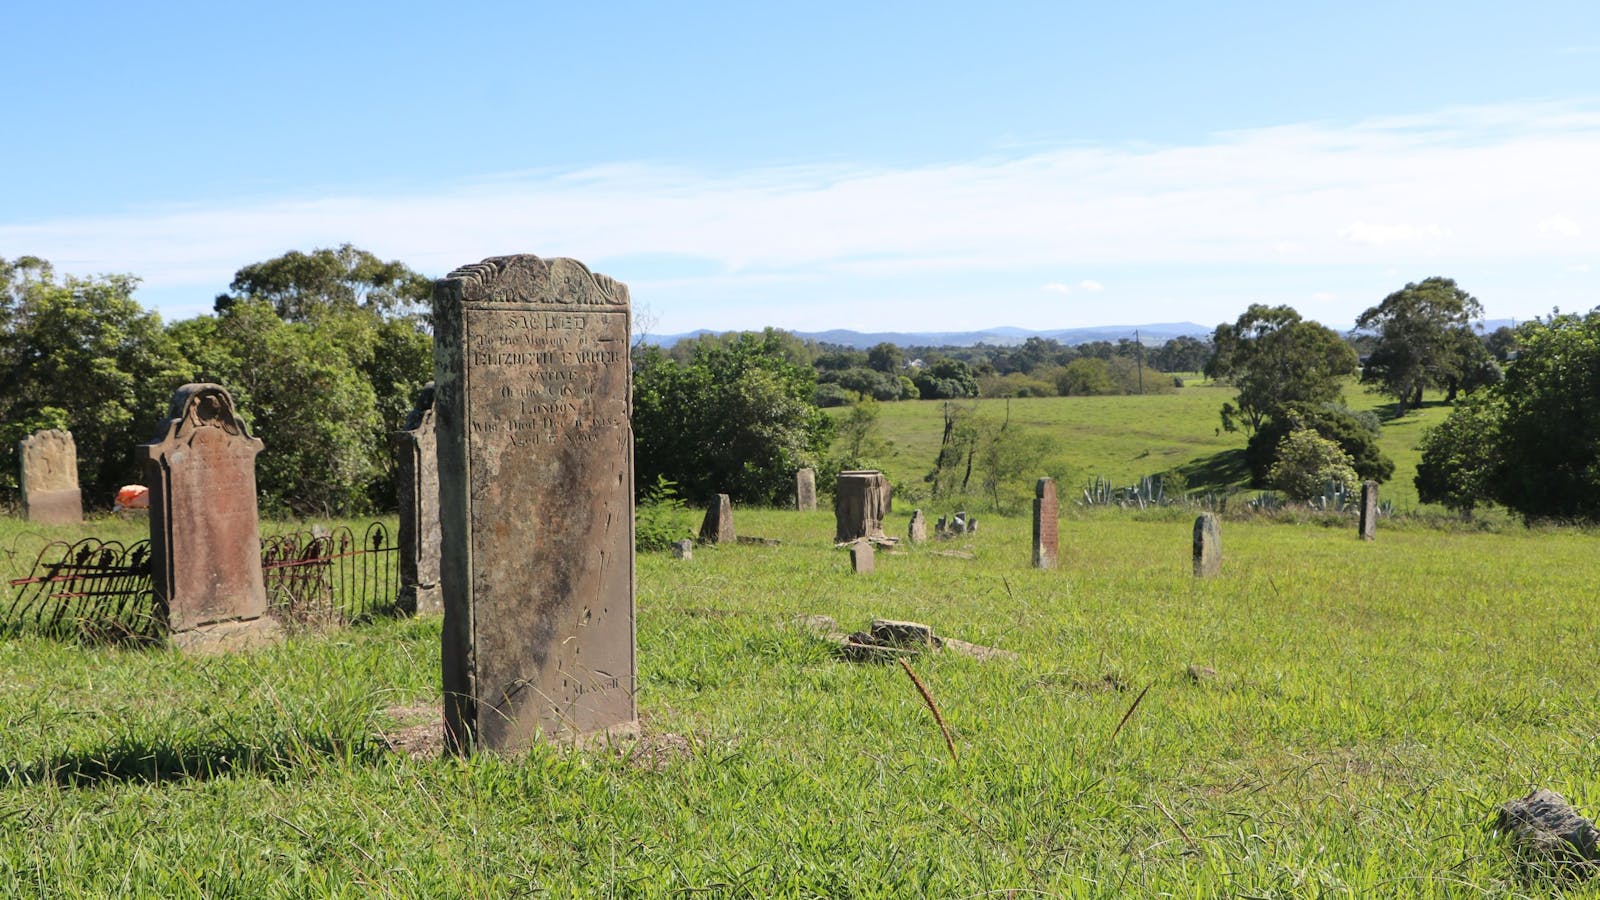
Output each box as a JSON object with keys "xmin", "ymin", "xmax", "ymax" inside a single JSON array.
[
  {"xmin": 400, "ymin": 584, "xmax": 442, "ymax": 617},
  {"xmin": 21, "ymin": 488, "xmax": 83, "ymax": 525},
  {"xmin": 169, "ymin": 616, "xmax": 284, "ymax": 654},
  {"xmin": 834, "ymin": 470, "xmax": 891, "ymax": 543}
]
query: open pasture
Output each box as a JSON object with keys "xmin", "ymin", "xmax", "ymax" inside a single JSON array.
[
  {"xmin": 850, "ymin": 380, "xmax": 1456, "ymax": 511},
  {"xmin": 0, "ymin": 507, "xmax": 1593, "ymax": 895}
]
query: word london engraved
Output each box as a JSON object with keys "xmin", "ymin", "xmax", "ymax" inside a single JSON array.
[{"xmin": 435, "ymin": 255, "xmax": 636, "ymax": 754}]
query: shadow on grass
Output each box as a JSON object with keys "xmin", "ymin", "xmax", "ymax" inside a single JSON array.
[
  {"xmin": 1374, "ymin": 398, "xmax": 1452, "ymax": 424},
  {"xmin": 0, "ymin": 731, "xmax": 391, "ymax": 788},
  {"xmin": 1174, "ymin": 448, "xmax": 1252, "ymax": 494}
]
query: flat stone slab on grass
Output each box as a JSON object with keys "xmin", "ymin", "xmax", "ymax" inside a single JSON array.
[
  {"xmin": 1498, "ymin": 789, "xmax": 1600, "ymax": 876},
  {"xmin": 791, "ymin": 615, "xmax": 1016, "ymax": 662}
]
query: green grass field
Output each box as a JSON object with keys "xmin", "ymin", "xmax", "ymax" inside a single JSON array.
[
  {"xmin": 0, "ymin": 502, "xmax": 1596, "ymax": 895},
  {"xmin": 846, "ymin": 380, "xmax": 1456, "ymax": 512}
]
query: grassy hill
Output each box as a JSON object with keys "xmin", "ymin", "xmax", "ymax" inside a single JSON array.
[{"xmin": 841, "ymin": 379, "xmax": 1456, "ymax": 511}]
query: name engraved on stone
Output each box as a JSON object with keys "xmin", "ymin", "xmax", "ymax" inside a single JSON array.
[{"xmin": 436, "ymin": 254, "xmax": 636, "ymax": 755}]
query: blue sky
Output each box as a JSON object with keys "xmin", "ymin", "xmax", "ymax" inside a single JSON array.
[{"xmin": 3, "ymin": 1, "xmax": 1597, "ymax": 336}]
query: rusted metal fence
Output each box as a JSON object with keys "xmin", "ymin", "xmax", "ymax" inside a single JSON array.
[{"xmin": 5, "ymin": 522, "xmax": 400, "ymax": 643}]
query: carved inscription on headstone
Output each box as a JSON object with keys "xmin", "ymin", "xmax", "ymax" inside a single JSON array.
[
  {"xmin": 396, "ymin": 383, "xmax": 441, "ymax": 615},
  {"xmin": 140, "ymin": 384, "xmax": 275, "ymax": 648},
  {"xmin": 835, "ymin": 470, "xmax": 891, "ymax": 543},
  {"xmin": 18, "ymin": 429, "xmax": 82, "ymax": 525},
  {"xmin": 796, "ymin": 467, "xmax": 817, "ymax": 511},
  {"xmin": 434, "ymin": 255, "xmax": 635, "ymax": 754},
  {"xmin": 1193, "ymin": 512, "xmax": 1222, "ymax": 578},
  {"xmin": 1359, "ymin": 480, "xmax": 1378, "ymax": 542},
  {"xmin": 1033, "ymin": 477, "xmax": 1058, "ymax": 569},
  {"xmin": 700, "ymin": 493, "xmax": 734, "ymax": 544}
]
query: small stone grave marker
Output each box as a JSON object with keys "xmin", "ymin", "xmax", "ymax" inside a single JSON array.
[
  {"xmin": 850, "ymin": 540, "xmax": 874, "ymax": 574},
  {"xmin": 700, "ymin": 493, "xmax": 734, "ymax": 544},
  {"xmin": 671, "ymin": 539, "xmax": 693, "ymax": 560},
  {"xmin": 795, "ymin": 467, "xmax": 817, "ymax": 511},
  {"xmin": 907, "ymin": 509, "xmax": 927, "ymax": 543},
  {"xmin": 1359, "ymin": 480, "xmax": 1378, "ymax": 541},
  {"xmin": 1193, "ymin": 512, "xmax": 1222, "ymax": 578},
  {"xmin": 1032, "ymin": 477, "xmax": 1058, "ymax": 569},
  {"xmin": 18, "ymin": 429, "xmax": 82, "ymax": 525}
]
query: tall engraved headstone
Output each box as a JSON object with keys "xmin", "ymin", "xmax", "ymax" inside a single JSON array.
[
  {"xmin": 1193, "ymin": 512, "xmax": 1222, "ymax": 578},
  {"xmin": 795, "ymin": 468, "xmax": 817, "ymax": 511},
  {"xmin": 1358, "ymin": 480, "xmax": 1378, "ymax": 542},
  {"xmin": 1032, "ymin": 477, "xmax": 1058, "ymax": 569},
  {"xmin": 18, "ymin": 429, "xmax": 83, "ymax": 524},
  {"xmin": 395, "ymin": 383, "xmax": 441, "ymax": 615},
  {"xmin": 434, "ymin": 255, "xmax": 636, "ymax": 754},
  {"xmin": 140, "ymin": 384, "xmax": 276, "ymax": 649}
]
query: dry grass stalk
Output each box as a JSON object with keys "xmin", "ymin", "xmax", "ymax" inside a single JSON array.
[{"xmin": 898, "ymin": 657, "xmax": 958, "ymax": 763}]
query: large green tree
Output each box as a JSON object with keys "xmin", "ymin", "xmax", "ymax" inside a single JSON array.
[
  {"xmin": 1355, "ymin": 277, "xmax": 1484, "ymax": 414},
  {"xmin": 633, "ymin": 329, "xmax": 834, "ymax": 504},
  {"xmin": 1205, "ymin": 305, "xmax": 1357, "ymax": 434},
  {"xmin": 0, "ymin": 258, "xmax": 189, "ymax": 504},
  {"xmin": 216, "ymin": 243, "xmax": 432, "ymax": 322},
  {"xmin": 1416, "ymin": 313, "xmax": 1600, "ymax": 520}
]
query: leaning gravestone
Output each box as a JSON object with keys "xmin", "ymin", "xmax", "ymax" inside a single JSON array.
[
  {"xmin": 1193, "ymin": 512, "xmax": 1222, "ymax": 578},
  {"xmin": 434, "ymin": 255, "xmax": 636, "ymax": 754},
  {"xmin": 700, "ymin": 493, "xmax": 735, "ymax": 544},
  {"xmin": 795, "ymin": 467, "xmax": 817, "ymax": 511},
  {"xmin": 395, "ymin": 383, "xmax": 441, "ymax": 615},
  {"xmin": 835, "ymin": 470, "xmax": 892, "ymax": 543},
  {"xmin": 140, "ymin": 384, "xmax": 277, "ymax": 649},
  {"xmin": 1359, "ymin": 480, "xmax": 1378, "ymax": 542},
  {"xmin": 1032, "ymin": 477, "xmax": 1058, "ymax": 569},
  {"xmin": 18, "ymin": 429, "xmax": 82, "ymax": 525}
]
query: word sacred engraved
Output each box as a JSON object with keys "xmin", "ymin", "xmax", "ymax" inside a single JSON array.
[{"xmin": 465, "ymin": 308, "xmax": 627, "ymax": 450}]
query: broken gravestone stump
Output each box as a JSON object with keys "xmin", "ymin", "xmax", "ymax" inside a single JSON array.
[
  {"xmin": 700, "ymin": 493, "xmax": 734, "ymax": 544},
  {"xmin": 18, "ymin": 429, "xmax": 82, "ymax": 525},
  {"xmin": 835, "ymin": 470, "xmax": 891, "ymax": 543},
  {"xmin": 1498, "ymin": 789, "xmax": 1600, "ymax": 876},
  {"xmin": 671, "ymin": 539, "xmax": 693, "ymax": 560},
  {"xmin": 801, "ymin": 616, "xmax": 1016, "ymax": 662},
  {"xmin": 1193, "ymin": 513, "xmax": 1222, "ymax": 578}
]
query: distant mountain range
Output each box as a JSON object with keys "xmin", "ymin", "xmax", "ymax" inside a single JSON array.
[
  {"xmin": 642, "ymin": 322, "xmax": 1214, "ymax": 349},
  {"xmin": 644, "ymin": 318, "xmax": 1523, "ymax": 349}
]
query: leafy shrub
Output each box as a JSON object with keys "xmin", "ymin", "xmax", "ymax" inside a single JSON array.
[
  {"xmin": 1268, "ymin": 429, "xmax": 1358, "ymax": 502},
  {"xmin": 635, "ymin": 475, "xmax": 694, "ymax": 551},
  {"xmin": 1246, "ymin": 403, "xmax": 1393, "ymax": 486}
]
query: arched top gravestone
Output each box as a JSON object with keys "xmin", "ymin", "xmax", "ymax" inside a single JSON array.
[
  {"xmin": 434, "ymin": 254, "xmax": 636, "ymax": 754},
  {"xmin": 18, "ymin": 429, "xmax": 82, "ymax": 524},
  {"xmin": 140, "ymin": 383, "xmax": 276, "ymax": 650}
]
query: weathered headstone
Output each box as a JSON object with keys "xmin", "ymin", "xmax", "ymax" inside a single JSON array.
[
  {"xmin": 140, "ymin": 384, "xmax": 277, "ymax": 649},
  {"xmin": 907, "ymin": 509, "xmax": 928, "ymax": 543},
  {"xmin": 966, "ymin": 516, "xmax": 978, "ymax": 534},
  {"xmin": 1193, "ymin": 512, "xmax": 1222, "ymax": 578},
  {"xmin": 795, "ymin": 467, "xmax": 817, "ymax": 511},
  {"xmin": 395, "ymin": 383, "xmax": 441, "ymax": 615},
  {"xmin": 835, "ymin": 470, "xmax": 891, "ymax": 543},
  {"xmin": 700, "ymin": 493, "xmax": 734, "ymax": 544},
  {"xmin": 935, "ymin": 515, "xmax": 947, "ymax": 535},
  {"xmin": 434, "ymin": 255, "xmax": 636, "ymax": 754},
  {"xmin": 850, "ymin": 540, "xmax": 874, "ymax": 574},
  {"xmin": 1359, "ymin": 480, "xmax": 1378, "ymax": 542},
  {"xmin": 18, "ymin": 429, "xmax": 82, "ymax": 525},
  {"xmin": 671, "ymin": 539, "xmax": 693, "ymax": 560},
  {"xmin": 1032, "ymin": 477, "xmax": 1058, "ymax": 569}
]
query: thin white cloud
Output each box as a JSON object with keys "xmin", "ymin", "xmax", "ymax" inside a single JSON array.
[
  {"xmin": 1078, "ymin": 280, "xmax": 1104, "ymax": 292},
  {"xmin": 1042, "ymin": 282, "xmax": 1073, "ymax": 294},
  {"xmin": 4, "ymin": 99, "xmax": 1600, "ymax": 329},
  {"xmin": 1312, "ymin": 291, "xmax": 1338, "ymax": 302},
  {"xmin": 1570, "ymin": 263, "xmax": 1592, "ymax": 273},
  {"xmin": 1538, "ymin": 215, "xmax": 1583, "ymax": 237}
]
